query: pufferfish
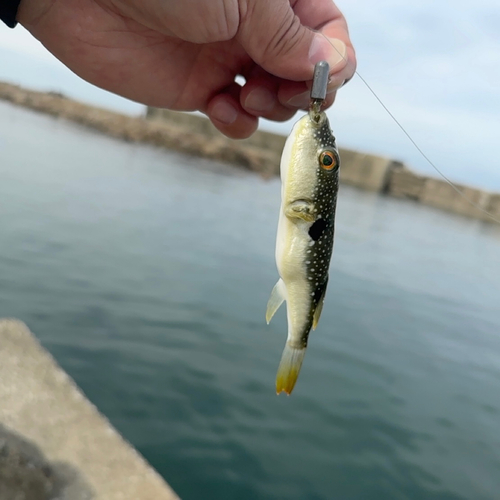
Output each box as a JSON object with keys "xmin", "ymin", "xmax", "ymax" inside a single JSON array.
[{"xmin": 266, "ymin": 105, "xmax": 340, "ymax": 395}]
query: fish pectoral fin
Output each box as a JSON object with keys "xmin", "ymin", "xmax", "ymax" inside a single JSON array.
[
  {"xmin": 266, "ymin": 279, "xmax": 286, "ymax": 324},
  {"xmin": 312, "ymin": 278, "xmax": 329, "ymax": 330},
  {"xmin": 285, "ymin": 200, "xmax": 316, "ymax": 223}
]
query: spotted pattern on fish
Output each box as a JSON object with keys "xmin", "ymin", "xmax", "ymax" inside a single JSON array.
[{"xmin": 300, "ymin": 117, "xmax": 339, "ymax": 347}]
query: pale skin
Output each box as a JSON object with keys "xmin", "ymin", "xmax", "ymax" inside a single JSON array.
[{"xmin": 17, "ymin": 0, "xmax": 356, "ymax": 139}]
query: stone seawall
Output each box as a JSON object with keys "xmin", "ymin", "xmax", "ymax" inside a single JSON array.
[
  {"xmin": 387, "ymin": 165, "xmax": 499, "ymax": 222},
  {"xmin": 0, "ymin": 82, "xmax": 278, "ymax": 177},
  {"xmin": 146, "ymin": 108, "xmax": 404, "ymax": 192},
  {"xmin": 0, "ymin": 81, "xmax": 498, "ymax": 223},
  {"xmin": 148, "ymin": 108, "xmax": 500, "ymax": 223}
]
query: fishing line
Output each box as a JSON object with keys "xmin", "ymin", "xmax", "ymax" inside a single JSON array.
[{"xmin": 321, "ymin": 33, "xmax": 500, "ymax": 224}]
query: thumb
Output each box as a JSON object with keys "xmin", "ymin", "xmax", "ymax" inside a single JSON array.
[{"xmin": 237, "ymin": 0, "xmax": 348, "ymax": 81}]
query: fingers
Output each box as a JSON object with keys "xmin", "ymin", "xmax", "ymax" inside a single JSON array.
[
  {"xmin": 207, "ymin": 59, "xmax": 339, "ymax": 137},
  {"xmin": 206, "ymin": 82, "xmax": 258, "ymax": 139},
  {"xmin": 277, "ymin": 80, "xmax": 336, "ymax": 111},
  {"xmin": 206, "ymin": 67, "xmax": 303, "ymax": 138},
  {"xmin": 239, "ymin": 66, "xmax": 335, "ymax": 117},
  {"xmin": 239, "ymin": 68, "xmax": 298, "ymax": 122},
  {"xmin": 205, "ymin": 0, "xmax": 358, "ymax": 138}
]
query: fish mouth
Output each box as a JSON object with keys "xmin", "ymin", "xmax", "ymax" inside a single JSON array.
[{"xmin": 308, "ymin": 108, "xmax": 327, "ymax": 127}]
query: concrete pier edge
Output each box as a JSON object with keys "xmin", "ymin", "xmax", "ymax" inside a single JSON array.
[{"xmin": 0, "ymin": 319, "xmax": 179, "ymax": 500}]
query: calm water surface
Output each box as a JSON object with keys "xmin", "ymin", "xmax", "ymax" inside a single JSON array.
[{"xmin": 1, "ymin": 101, "xmax": 500, "ymax": 500}]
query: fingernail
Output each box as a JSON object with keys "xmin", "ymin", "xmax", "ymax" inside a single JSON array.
[
  {"xmin": 211, "ymin": 100, "xmax": 237, "ymax": 124},
  {"xmin": 309, "ymin": 35, "xmax": 347, "ymax": 72},
  {"xmin": 286, "ymin": 91, "xmax": 310, "ymax": 108},
  {"xmin": 244, "ymin": 87, "xmax": 275, "ymax": 112}
]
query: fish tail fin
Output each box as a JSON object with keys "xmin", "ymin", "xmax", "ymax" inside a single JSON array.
[{"xmin": 275, "ymin": 344, "xmax": 307, "ymax": 395}]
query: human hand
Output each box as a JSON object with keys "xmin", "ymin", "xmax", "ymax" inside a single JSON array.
[{"xmin": 18, "ymin": 0, "xmax": 356, "ymax": 139}]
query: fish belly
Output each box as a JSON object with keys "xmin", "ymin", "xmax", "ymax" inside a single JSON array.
[{"xmin": 276, "ymin": 210, "xmax": 312, "ymax": 345}]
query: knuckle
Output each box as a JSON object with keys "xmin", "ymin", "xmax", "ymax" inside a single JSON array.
[
  {"xmin": 262, "ymin": 14, "xmax": 304, "ymax": 62},
  {"xmin": 208, "ymin": 1, "xmax": 240, "ymax": 42}
]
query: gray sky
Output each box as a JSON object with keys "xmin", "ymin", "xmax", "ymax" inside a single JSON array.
[{"xmin": 1, "ymin": 0, "xmax": 499, "ymax": 189}]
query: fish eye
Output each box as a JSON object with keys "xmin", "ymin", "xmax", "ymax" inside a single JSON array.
[{"xmin": 319, "ymin": 151, "xmax": 337, "ymax": 170}]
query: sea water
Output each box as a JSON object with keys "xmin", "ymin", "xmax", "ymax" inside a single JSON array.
[{"xmin": 1, "ymin": 101, "xmax": 499, "ymax": 500}]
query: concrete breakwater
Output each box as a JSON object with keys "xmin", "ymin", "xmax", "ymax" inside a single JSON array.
[
  {"xmin": 0, "ymin": 82, "xmax": 279, "ymax": 177},
  {"xmin": 1, "ymin": 81, "xmax": 498, "ymax": 222},
  {"xmin": 147, "ymin": 108, "xmax": 500, "ymax": 223}
]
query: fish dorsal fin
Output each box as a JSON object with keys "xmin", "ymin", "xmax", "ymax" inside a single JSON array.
[
  {"xmin": 312, "ymin": 279, "xmax": 328, "ymax": 330},
  {"xmin": 266, "ymin": 279, "xmax": 286, "ymax": 324}
]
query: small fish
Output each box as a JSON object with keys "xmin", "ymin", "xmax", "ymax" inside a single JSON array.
[{"xmin": 266, "ymin": 104, "xmax": 340, "ymax": 395}]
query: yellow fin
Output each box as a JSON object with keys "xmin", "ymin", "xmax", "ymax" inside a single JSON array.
[
  {"xmin": 266, "ymin": 279, "xmax": 286, "ymax": 324},
  {"xmin": 275, "ymin": 344, "xmax": 306, "ymax": 395},
  {"xmin": 312, "ymin": 279, "xmax": 328, "ymax": 330}
]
